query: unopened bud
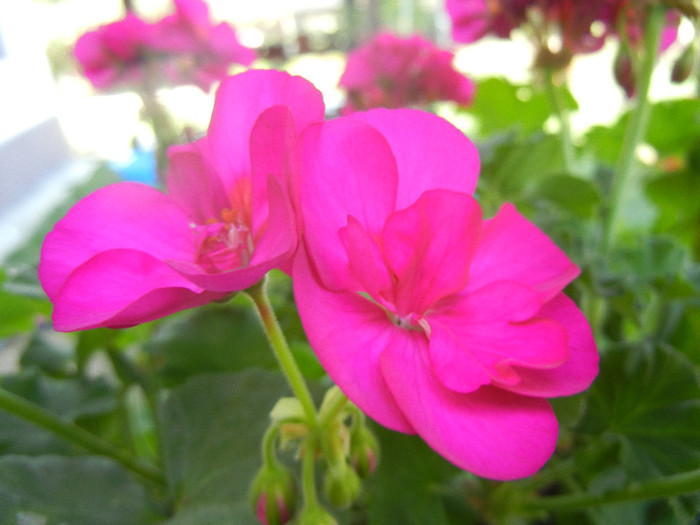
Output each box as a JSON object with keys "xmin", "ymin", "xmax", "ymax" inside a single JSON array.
[
  {"xmin": 349, "ymin": 427, "xmax": 379, "ymax": 479},
  {"xmin": 249, "ymin": 464, "xmax": 296, "ymax": 525},
  {"xmin": 614, "ymin": 50, "xmax": 636, "ymax": 98},
  {"xmin": 671, "ymin": 44, "xmax": 696, "ymax": 83},
  {"xmin": 323, "ymin": 462, "xmax": 361, "ymax": 508}
]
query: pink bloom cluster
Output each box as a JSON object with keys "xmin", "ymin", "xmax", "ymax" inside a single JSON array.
[
  {"xmin": 339, "ymin": 32, "xmax": 475, "ymax": 114},
  {"xmin": 74, "ymin": 0, "xmax": 255, "ymax": 91},
  {"xmin": 446, "ymin": 0, "xmax": 679, "ymax": 58},
  {"xmin": 40, "ymin": 69, "xmax": 598, "ymax": 480}
]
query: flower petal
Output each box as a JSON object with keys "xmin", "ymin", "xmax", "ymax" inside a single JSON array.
[
  {"xmin": 467, "ymin": 203, "xmax": 580, "ymax": 301},
  {"xmin": 428, "ymin": 281, "xmax": 570, "ymax": 393},
  {"xmin": 39, "ymin": 182, "xmax": 194, "ymax": 301},
  {"xmin": 167, "ymin": 138, "xmax": 229, "ymax": 224},
  {"xmin": 380, "ymin": 334, "xmax": 559, "ymax": 480},
  {"xmin": 351, "ymin": 108, "xmax": 480, "ymax": 208},
  {"xmin": 207, "ymin": 70, "xmax": 325, "ymax": 193},
  {"xmin": 381, "ymin": 190, "xmax": 482, "ymax": 314},
  {"xmin": 51, "ymin": 249, "xmax": 224, "ymax": 331},
  {"xmin": 293, "ymin": 249, "xmax": 413, "ymax": 433},
  {"xmin": 299, "ymin": 117, "xmax": 398, "ymax": 291},
  {"xmin": 501, "ymin": 294, "xmax": 599, "ymax": 398}
]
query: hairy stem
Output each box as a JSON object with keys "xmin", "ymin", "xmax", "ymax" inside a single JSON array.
[
  {"xmin": 0, "ymin": 387, "xmax": 165, "ymax": 485},
  {"xmin": 246, "ymin": 277, "xmax": 318, "ymax": 429},
  {"xmin": 604, "ymin": 5, "xmax": 666, "ymax": 248}
]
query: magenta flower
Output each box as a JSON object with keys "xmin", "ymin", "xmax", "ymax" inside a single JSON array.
[
  {"xmin": 446, "ymin": 0, "xmax": 531, "ymax": 44},
  {"xmin": 151, "ymin": 0, "xmax": 256, "ymax": 91},
  {"xmin": 339, "ymin": 32, "xmax": 474, "ymax": 114},
  {"xmin": 74, "ymin": 13, "xmax": 151, "ymax": 89},
  {"xmin": 39, "ymin": 70, "xmax": 324, "ymax": 331},
  {"xmin": 74, "ymin": 0, "xmax": 254, "ymax": 92},
  {"xmin": 293, "ymin": 109, "xmax": 598, "ymax": 480}
]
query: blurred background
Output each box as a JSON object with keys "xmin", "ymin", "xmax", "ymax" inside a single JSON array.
[{"xmin": 0, "ymin": 0, "xmax": 695, "ymax": 263}]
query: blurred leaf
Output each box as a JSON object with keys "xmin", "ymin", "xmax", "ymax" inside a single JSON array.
[
  {"xmin": 363, "ymin": 424, "xmax": 459, "ymax": 525},
  {"xmin": 645, "ymin": 99, "xmax": 700, "ymax": 156},
  {"xmin": 1, "ymin": 369, "xmax": 117, "ymax": 423},
  {"xmin": 0, "ymin": 270, "xmax": 51, "ymax": 338},
  {"xmin": 0, "ymin": 455, "xmax": 163, "ymax": 525},
  {"xmin": 468, "ymin": 77, "xmax": 575, "ymax": 137},
  {"xmin": 535, "ymin": 175, "xmax": 601, "ymax": 219},
  {"xmin": 19, "ymin": 328, "xmax": 76, "ymax": 377},
  {"xmin": 159, "ymin": 369, "xmax": 290, "ymax": 523},
  {"xmin": 147, "ymin": 304, "xmax": 277, "ymax": 387}
]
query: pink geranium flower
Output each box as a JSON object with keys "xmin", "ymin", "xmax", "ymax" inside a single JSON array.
[
  {"xmin": 446, "ymin": 0, "xmax": 531, "ymax": 44},
  {"xmin": 339, "ymin": 32, "xmax": 474, "ymax": 114},
  {"xmin": 74, "ymin": 0, "xmax": 254, "ymax": 92},
  {"xmin": 74, "ymin": 13, "xmax": 151, "ymax": 89},
  {"xmin": 39, "ymin": 70, "xmax": 324, "ymax": 331},
  {"xmin": 293, "ymin": 109, "xmax": 598, "ymax": 480},
  {"xmin": 151, "ymin": 0, "xmax": 256, "ymax": 91}
]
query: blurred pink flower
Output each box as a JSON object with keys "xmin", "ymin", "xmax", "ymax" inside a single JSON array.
[
  {"xmin": 293, "ymin": 109, "xmax": 598, "ymax": 480},
  {"xmin": 74, "ymin": 0, "xmax": 254, "ymax": 91},
  {"xmin": 150, "ymin": 0, "xmax": 256, "ymax": 91},
  {"xmin": 339, "ymin": 32, "xmax": 474, "ymax": 114},
  {"xmin": 74, "ymin": 13, "xmax": 151, "ymax": 89},
  {"xmin": 446, "ymin": 0, "xmax": 531, "ymax": 44},
  {"xmin": 39, "ymin": 70, "xmax": 324, "ymax": 331}
]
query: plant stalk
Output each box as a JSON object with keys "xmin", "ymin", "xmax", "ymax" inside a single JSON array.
[
  {"xmin": 0, "ymin": 386, "xmax": 165, "ymax": 485},
  {"xmin": 604, "ymin": 4, "xmax": 666, "ymax": 248}
]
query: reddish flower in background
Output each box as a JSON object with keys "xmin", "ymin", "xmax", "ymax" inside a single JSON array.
[
  {"xmin": 74, "ymin": 13, "xmax": 151, "ymax": 89},
  {"xmin": 339, "ymin": 32, "xmax": 474, "ymax": 114},
  {"xmin": 446, "ymin": 0, "xmax": 532, "ymax": 44},
  {"xmin": 39, "ymin": 70, "xmax": 325, "ymax": 331},
  {"xmin": 151, "ymin": 0, "xmax": 256, "ymax": 91},
  {"xmin": 74, "ymin": 0, "xmax": 254, "ymax": 91},
  {"xmin": 293, "ymin": 109, "xmax": 598, "ymax": 480}
]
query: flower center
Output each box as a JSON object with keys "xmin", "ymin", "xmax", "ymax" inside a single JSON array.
[
  {"xmin": 389, "ymin": 311, "xmax": 432, "ymax": 337},
  {"xmin": 193, "ymin": 208, "xmax": 254, "ymax": 272}
]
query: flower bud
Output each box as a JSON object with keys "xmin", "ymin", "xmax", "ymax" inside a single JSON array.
[
  {"xmin": 349, "ymin": 427, "xmax": 379, "ymax": 479},
  {"xmin": 323, "ymin": 462, "xmax": 361, "ymax": 508},
  {"xmin": 249, "ymin": 463, "xmax": 296, "ymax": 525},
  {"xmin": 614, "ymin": 50, "xmax": 636, "ymax": 99},
  {"xmin": 671, "ymin": 44, "xmax": 696, "ymax": 84}
]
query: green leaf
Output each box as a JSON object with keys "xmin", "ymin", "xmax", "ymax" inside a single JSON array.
[
  {"xmin": 363, "ymin": 424, "xmax": 459, "ymax": 525},
  {"xmin": 578, "ymin": 344, "xmax": 700, "ymax": 478},
  {"xmin": 0, "ymin": 270, "xmax": 50, "ymax": 338},
  {"xmin": 159, "ymin": 369, "xmax": 290, "ymax": 522},
  {"xmin": 645, "ymin": 99, "xmax": 700, "ymax": 156},
  {"xmin": 468, "ymin": 77, "xmax": 575, "ymax": 137},
  {"xmin": 534, "ymin": 174, "xmax": 601, "ymax": 218},
  {"xmin": 0, "ymin": 455, "xmax": 163, "ymax": 524},
  {"xmin": 147, "ymin": 304, "xmax": 277, "ymax": 387}
]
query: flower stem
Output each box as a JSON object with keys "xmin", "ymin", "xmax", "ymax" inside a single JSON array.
[
  {"xmin": 542, "ymin": 67, "xmax": 576, "ymax": 174},
  {"xmin": 0, "ymin": 386, "xmax": 165, "ymax": 485},
  {"xmin": 246, "ymin": 277, "xmax": 318, "ymax": 429},
  {"xmin": 604, "ymin": 4, "xmax": 666, "ymax": 248},
  {"xmin": 522, "ymin": 466, "xmax": 700, "ymax": 512}
]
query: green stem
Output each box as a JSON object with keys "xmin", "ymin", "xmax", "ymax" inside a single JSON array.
[
  {"xmin": 301, "ymin": 433, "xmax": 321, "ymax": 507},
  {"xmin": 522, "ymin": 467, "xmax": 700, "ymax": 512},
  {"xmin": 246, "ymin": 277, "xmax": 318, "ymax": 429},
  {"xmin": 604, "ymin": 4, "xmax": 666, "ymax": 248},
  {"xmin": 318, "ymin": 386, "xmax": 349, "ymax": 429},
  {"xmin": 0, "ymin": 387, "xmax": 165, "ymax": 485},
  {"xmin": 542, "ymin": 67, "xmax": 576, "ymax": 174}
]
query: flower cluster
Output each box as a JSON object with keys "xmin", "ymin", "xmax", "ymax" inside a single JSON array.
[
  {"xmin": 338, "ymin": 32, "xmax": 475, "ymax": 114},
  {"xmin": 446, "ymin": 0, "xmax": 680, "ymax": 70},
  {"xmin": 39, "ymin": 69, "xmax": 597, "ymax": 481},
  {"xmin": 74, "ymin": 0, "xmax": 255, "ymax": 91}
]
